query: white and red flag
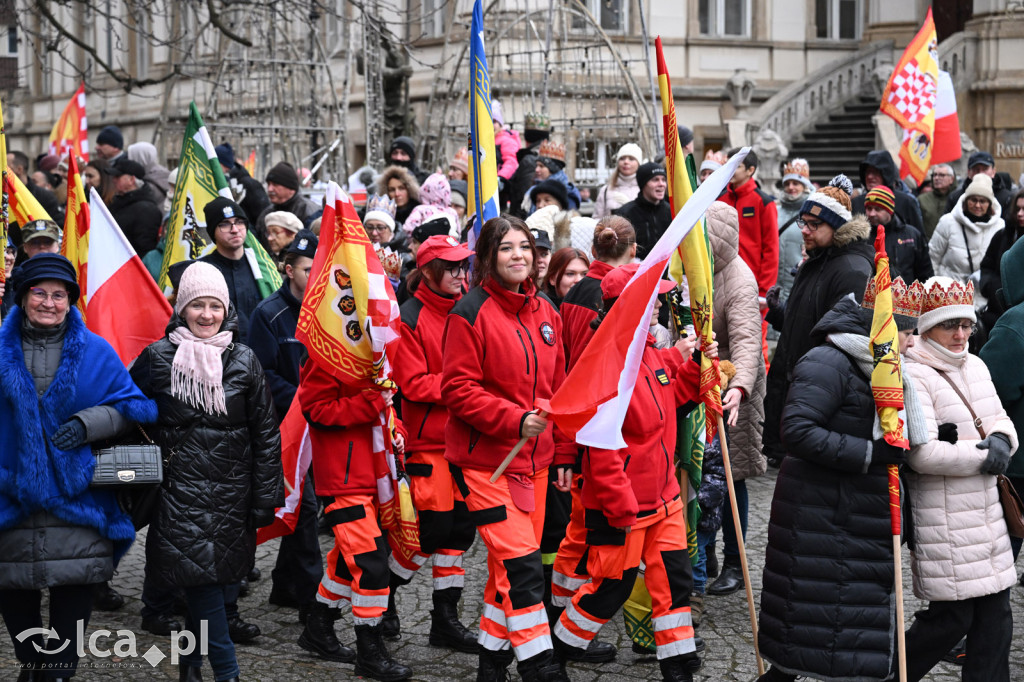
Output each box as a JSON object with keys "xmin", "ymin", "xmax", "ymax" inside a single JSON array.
[
  {"xmin": 86, "ymin": 186, "xmax": 172, "ymax": 364},
  {"xmin": 257, "ymin": 400, "xmax": 313, "ymax": 544},
  {"xmin": 536, "ymin": 149, "xmax": 747, "ymax": 448}
]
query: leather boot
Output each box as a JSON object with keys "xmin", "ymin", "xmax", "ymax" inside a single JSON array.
[
  {"xmin": 706, "ymin": 557, "xmax": 743, "ymax": 595},
  {"xmin": 178, "ymin": 664, "xmax": 203, "ymax": 682},
  {"xmin": 689, "ymin": 592, "xmax": 704, "ymax": 628},
  {"xmin": 428, "ymin": 588, "xmax": 477, "ymax": 653},
  {"xmin": 93, "ymin": 581, "xmax": 125, "ymax": 611},
  {"xmin": 658, "ymin": 655, "xmax": 695, "ymax": 681},
  {"xmin": 297, "ymin": 601, "xmax": 355, "ymax": 663},
  {"xmin": 476, "ymin": 647, "xmax": 514, "ymax": 682},
  {"xmin": 227, "ymin": 615, "xmax": 260, "ymax": 643},
  {"xmin": 517, "ymin": 650, "xmax": 570, "ymax": 682},
  {"xmin": 354, "ymin": 623, "xmax": 412, "ymax": 682}
]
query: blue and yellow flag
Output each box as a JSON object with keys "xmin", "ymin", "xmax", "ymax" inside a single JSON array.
[{"xmin": 467, "ymin": 0, "xmax": 500, "ymax": 247}]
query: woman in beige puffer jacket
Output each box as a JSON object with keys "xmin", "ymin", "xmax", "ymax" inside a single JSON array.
[{"xmin": 902, "ymin": 275, "xmax": 1017, "ymax": 682}]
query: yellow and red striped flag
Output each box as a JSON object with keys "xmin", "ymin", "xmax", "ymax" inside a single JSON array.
[
  {"xmin": 4, "ymin": 171, "xmax": 53, "ymax": 227},
  {"xmin": 60, "ymin": 155, "xmax": 90, "ymax": 314},
  {"xmin": 49, "ymin": 83, "xmax": 89, "ymax": 163},
  {"xmin": 657, "ymin": 37, "xmax": 722, "ymax": 437}
]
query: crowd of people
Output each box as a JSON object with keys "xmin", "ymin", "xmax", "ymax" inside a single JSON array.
[{"xmin": 0, "ymin": 110, "xmax": 1022, "ymax": 682}]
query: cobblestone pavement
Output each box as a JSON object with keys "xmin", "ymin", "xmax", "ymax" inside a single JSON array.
[{"xmin": 2, "ymin": 469, "xmax": 1022, "ymax": 680}]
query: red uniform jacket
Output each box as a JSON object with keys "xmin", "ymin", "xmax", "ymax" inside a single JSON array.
[
  {"xmin": 396, "ymin": 283, "xmax": 459, "ymax": 452},
  {"xmin": 298, "ymin": 361, "xmax": 406, "ymax": 496},
  {"xmin": 443, "ymin": 278, "xmax": 570, "ymax": 475},
  {"xmin": 722, "ymin": 179, "xmax": 779, "ymax": 297},
  {"xmin": 580, "ymin": 338, "xmax": 701, "ymax": 532},
  {"xmin": 559, "ymin": 260, "xmax": 616, "ymax": 371}
]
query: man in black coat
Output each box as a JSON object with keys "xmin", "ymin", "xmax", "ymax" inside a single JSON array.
[
  {"xmin": 216, "ymin": 143, "xmax": 271, "ymax": 226},
  {"xmin": 105, "ymin": 157, "xmax": 163, "ymax": 256},
  {"xmin": 863, "ymin": 185, "xmax": 933, "ymax": 283},
  {"xmin": 763, "ymin": 178, "xmax": 874, "ymax": 462},
  {"xmin": 254, "ymin": 162, "xmax": 322, "ymax": 251},
  {"xmin": 201, "ymin": 197, "xmax": 263, "ymax": 344},
  {"xmin": 850, "ymin": 150, "xmax": 924, "ymax": 231},
  {"xmin": 614, "ymin": 162, "xmax": 672, "ymax": 259}
]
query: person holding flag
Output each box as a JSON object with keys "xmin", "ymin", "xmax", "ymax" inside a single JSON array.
[
  {"xmin": 466, "ymin": 0, "xmax": 501, "ymax": 245},
  {"xmin": 902, "ymin": 276, "xmax": 1017, "ymax": 682},
  {"xmin": 756, "ymin": 271, "xmax": 927, "ymax": 681},
  {"xmin": 549, "ymin": 263, "xmax": 704, "ymax": 682},
  {"xmin": 441, "ymin": 215, "xmax": 569, "ymax": 682}
]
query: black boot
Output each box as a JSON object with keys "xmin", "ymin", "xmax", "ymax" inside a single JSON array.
[
  {"xmin": 93, "ymin": 581, "xmax": 125, "ymax": 611},
  {"xmin": 756, "ymin": 667, "xmax": 798, "ymax": 682},
  {"xmin": 178, "ymin": 664, "xmax": 203, "ymax": 682},
  {"xmin": 141, "ymin": 613, "xmax": 182, "ymax": 636},
  {"xmin": 227, "ymin": 615, "xmax": 261, "ymax": 643},
  {"xmin": 297, "ymin": 601, "xmax": 355, "ymax": 662},
  {"xmin": 706, "ymin": 558, "xmax": 743, "ymax": 595},
  {"xmin": 354, "ymin": 623, "xmax": 412, "ymax": 682},
  {"xmin": 476, "ymin": 647, "xmax": 514, "ymax": 682},
  {"xmin": 382, "ymin": 573, "xmax": 402, "ymax": 639},
  {"xmin": 658, "ymin": 655, "xmax": 695, "ymax": 681},
  {"xmin": 428, "ymin": 588, "xmax": 477, "ymax": 653},
  {"xmin": 517, "ymin": 650, "xmax": 569, "ymax": 682}
]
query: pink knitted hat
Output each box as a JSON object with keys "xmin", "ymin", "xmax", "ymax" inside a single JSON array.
[{"xmin": 175, "ymin": 261, "xmax": 230, "ymax": 315}]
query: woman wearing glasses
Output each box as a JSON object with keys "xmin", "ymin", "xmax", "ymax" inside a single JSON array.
[
  {"xmin": 386, "ymin": 235, "xmax": 478, "ymax": 651},
  {"xmin": 0, "ymin": 254, "xmax": 157, "ymax": 679},
  {"xmin": 902, "ymin": 276, "xmax": 1017, "ymax": 681}
]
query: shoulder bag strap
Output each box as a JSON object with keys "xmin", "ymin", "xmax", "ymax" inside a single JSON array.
[
  {"xmin": 778, "ymin": 211, "xmax": 800, "ymax": 235},
  {"xmin": 959, "ymin": 223, "xmax": 975, "ymax": 274},
  {"xmin": 936, "ymin": 370, "xmax": 986, "ymax": 438}
]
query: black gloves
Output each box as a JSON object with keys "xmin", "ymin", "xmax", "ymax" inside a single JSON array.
[
  {"xmin": 765, "ymin": 285, "xmax": 782, "ymax": 312},
  {"xmin": 52, "ymin": 418, "xmax": 87, "ymax": 450},
  {"xmin": 978, "ymin": 433, "xmax": 1012, "ymax": 475},
  {"xmin": 937, "ymin": 423, "xmax": 958, "ymax": 444},
  {"xmin": 872, "ymin": 438, "xmax": 907, "ymax": 466},
  {"xmin": 250, "ymin": 508, "xmax": 277, "ymax": 529}
]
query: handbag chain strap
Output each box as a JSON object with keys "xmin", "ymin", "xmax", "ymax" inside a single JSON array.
[{"xmin": 936, "ymin": 370, "xmax": 987, "ymax": 439}]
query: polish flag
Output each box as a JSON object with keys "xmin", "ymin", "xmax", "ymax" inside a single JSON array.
[
  {"xmin": 86, "ymin": 186, "xmax": 172, "ymax": 364},
  {"xmin": 536, "ymin": 149, "xmax": 748, "ymax": 449},
  {"xmin": 257, "ymin": 399, "xmax": 313, "ymax": 544},
  {"xmin": 930, "ymin": 70, "xmax": 961, "ymax": 165}
]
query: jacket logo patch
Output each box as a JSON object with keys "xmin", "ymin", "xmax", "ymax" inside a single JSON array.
[
  {"xmin": 539, "ymin": 322, "xmax": 556, "ymax": 346},
  {"xmin": 742, "ymin": 207, "xmax": 756, "ymax": 218},
  {"xmin": 655, "ymin": 368, "xmax": 670, "ymax": 386}
]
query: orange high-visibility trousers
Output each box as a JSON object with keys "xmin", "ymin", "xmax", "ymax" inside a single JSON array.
[
  {"xmin": 454, "ymin": 466, "xmax": 552, "ymax": 662},
  {"xmin": 317, "ymin": 494, "xmax": 390, "ymax": 626},
  {"xmin": 553, "ymin": 497, "xmax": 696, "ymax": 661},
  {"xmin": 387, "ymin": 450, "xmax": 475, "ymax": 591},
  {"xmin": 550, "ymin": 473, "xmax": 589, "ymax": 609}
]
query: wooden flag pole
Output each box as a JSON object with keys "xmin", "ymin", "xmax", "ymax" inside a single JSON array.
[
  {"xmin": 889, "ymin": 463, "xmax": 907, "ymax": 682},
  {"xmin": 491, "ymin": 410, "xmax": 548, "ymax": 482},
  {"xmin": 717, "ymin": 413, "xmax": 765, "ymax": 675}
]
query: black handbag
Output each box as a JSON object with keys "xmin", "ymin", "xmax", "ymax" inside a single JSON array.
[{"xmin": 91, "ymin": 426, "xmax": 163, "ymax": 487}]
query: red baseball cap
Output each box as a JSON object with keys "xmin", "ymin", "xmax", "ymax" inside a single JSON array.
[
  {"xmin": 415, "ymin": 234, "xmax": 474, "ymax": 268},
  {"xmin": 601, "ymin": 263, "xmax": 677, "ymax": 300}
]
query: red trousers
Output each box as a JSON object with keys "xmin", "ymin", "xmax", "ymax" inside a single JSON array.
[
  {"xmin": 317, "ymin": 494, "xmax": 390, "ymax": 626},
  {"xmin": 455, "ymin": 466, "xmax": 552, "ymax": 662},
  {"xmin": 550, "ymin": 473, "xmax": 588, "ymax": 608},
  {"xmin": 387, "ymin": 450, "xmax": 474, "ymax": 591},
  {"xmin": 552, "ymin": 497, "xmax": 696, "ymax": 660}
]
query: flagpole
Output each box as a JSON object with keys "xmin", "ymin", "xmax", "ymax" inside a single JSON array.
[
  {"xmin": 889, "ymin": 463, "xmax": 907, "ymax": 682},
  {"xmin": 491, "ymin": 410, "xmax": 548, "ymax": 483},
  {"xmin": 717, "ymin": 413, "xmax": 765, "ymax": 676}
]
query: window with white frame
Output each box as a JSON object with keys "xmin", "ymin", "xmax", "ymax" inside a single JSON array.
[
  {"xmin": 816, "ymin": 0, "xmax": 860, "ymax": 40},
  {"xmin": 421, "ymin": 0, "xmax": 446, "ymax": 39},
  {"xmin": 698, "ymin": 0, "xmax": 749, "ymax": 38},
  {"xmin": 569, "ymin": 0, "xmax": 628, "ymax": 34}
]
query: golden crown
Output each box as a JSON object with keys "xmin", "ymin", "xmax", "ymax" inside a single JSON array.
[
  {"xmin": 783, "ymin": 158, "xmax": 810, "ymax": 179},
  {"xmin": 537, "ymin": 139, "xmax": 566, "ymax": 163},
  {"xmin": 922, "ymin": 279, "xmax": 974, "ymax": 314},
  {"xmin": 862, "ymin": 276, "xmax": 926, "ymax": 319}
]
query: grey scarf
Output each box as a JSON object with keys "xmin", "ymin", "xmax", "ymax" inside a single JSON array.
[{"xmin": 828, "ymin": 332, "xmax": 928, "ymax": 446}]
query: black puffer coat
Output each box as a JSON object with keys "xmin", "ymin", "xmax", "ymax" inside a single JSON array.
[
  {"xmin": 759, "ymin": 298, "xmax": 896, "ymax": 681},
  {"xmin": 129, "ymin": 311, "xmax": 283, "ymax": 587},
  {"xmin": 764, "ymin": 216, "xmax": 873, "ymax": 454}
]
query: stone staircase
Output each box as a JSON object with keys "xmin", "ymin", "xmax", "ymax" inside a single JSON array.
[{"xmin": 786, "ymin": 96, "xmax": 879, "ymax": 186}]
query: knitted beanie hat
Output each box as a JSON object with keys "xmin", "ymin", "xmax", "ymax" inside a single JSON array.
[
  {"xmin": 266, "ymin": 161, "xmax": 300, "ymax": 191},
  {"xmin": 175, "ymin": 262, "xmax": 231, "ymax": 316},
  {"xmin": 616, "ymin": 143, "xmax": 643, "ymax": 163},
  {"xmin": 799, "ymin": 174, "xmax": 854, "ymax": 230},
  {"xmin": 864, "ymin": 185, "xmax": 896, "ymax": 214},
  {"xmin": 964, "ymin": 173, "xmax": 996, "ymax": 204}
]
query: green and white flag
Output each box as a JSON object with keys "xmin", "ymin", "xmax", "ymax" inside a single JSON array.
[{"xmin": 160, "ymin": 102, "xmax": 281, "ymax": 298}]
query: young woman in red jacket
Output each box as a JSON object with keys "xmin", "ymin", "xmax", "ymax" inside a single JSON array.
[
  {"xmin": 385, "ymin": 235, "xmax": 478, "ymax": 652},
  {"xmin": 550, "ymin": 264, "xmax": 708, "ymax": 682},
  {"xmin": 550, "ymin": 216, "xmax": 637, "ymax": 628},
  {"xmin": 442, "ymin": 215, "xmax": 571, "ymax": 682}
]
